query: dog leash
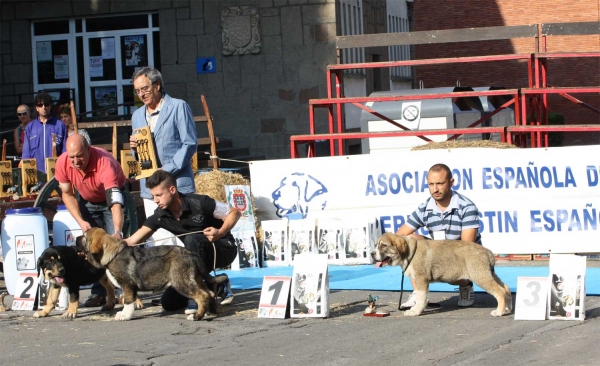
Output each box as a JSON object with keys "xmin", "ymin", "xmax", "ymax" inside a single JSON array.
[
  {"xmin": 130, "ymin": 230, "xmax": 218, "ymax": 274},
  {"xmin": 398, "ymin": 241, "xmax": 416, "ymax": 311}
]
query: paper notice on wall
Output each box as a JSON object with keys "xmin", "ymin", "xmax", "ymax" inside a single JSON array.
[
  {"xmin": 101, "ymin": 37, "xmax": 115, "ymax": 59},
  {"xmin": 53, "ymin": 55, "xmax": 69, "ymax": 79},
  {"xmin": 36, "ymin": 41, "xmax": 52, "ymax": 62},
  {"xmin": 89, "ymin": 56, "xmax": 103, "ymax": 77}
]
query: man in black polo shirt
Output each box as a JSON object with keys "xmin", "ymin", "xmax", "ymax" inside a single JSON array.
[{"xmin": 125, "ymin": 170, "xmax": 241, "ymax": 312}]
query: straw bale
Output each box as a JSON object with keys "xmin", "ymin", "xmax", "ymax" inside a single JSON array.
[
  {"xmin": 411, "ymin": 140, "xmax": 518, "ymax": 150},
  {"xmin": 194, "ymin": 170, "xmax": 263, "ymax": 247}
]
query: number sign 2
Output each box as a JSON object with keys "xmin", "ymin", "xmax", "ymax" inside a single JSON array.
[
  {"xmin": 258, "ymin": 276, "xmax": 291, "ymax": 319},
  {"xmin": 12, "ymin": 272, "xmax": 40, "ymax": 311},
  {"xmin": 514, "ymin": 276, "xmax": 548, "ymax": 321}
]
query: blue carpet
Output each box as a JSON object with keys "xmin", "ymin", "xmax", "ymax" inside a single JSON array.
[{"xmin": 222, "ymin": 265, "xmax": 600, "ymax": 295}]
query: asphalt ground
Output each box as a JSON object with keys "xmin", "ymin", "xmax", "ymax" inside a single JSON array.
[{"xmin": 0, "ymin": 261, "xmax": 599, "ymax": 366}]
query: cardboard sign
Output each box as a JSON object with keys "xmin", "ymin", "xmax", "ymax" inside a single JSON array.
[
  {"xmin": 230, "ymin": 229, "xmax": 259, "ymax": 270},
  {"xmin": 262, "ymin": 220, "xmax": 289, "ymax": 267},
  {"xmin": 547, "ymin": 254, "xmax": 586, "ymax": 321},
  {"xmin": 316, "ymin": 218, "xmax": 344, "ymax": 265},
  {"xmin": 12, "ymin": 272, "xmax": 40, "ymax": 311},
  {"xmin": 514, "ymin": 276, "xmax": 548, "ymax": 320},
  {"xmin": 289, "ymin": 219, "xmax": 315, "ymax": 263},
  {"xmin": 342, "ymin": 219, "xmax": 376, "ymax": 265},
  {"xmin": 291, "ymin": 254, "xmax": 329, "ymax": 318},
  {"xmin": 257, "ymin": 276, "xmax": 291, "ymax": 318}
]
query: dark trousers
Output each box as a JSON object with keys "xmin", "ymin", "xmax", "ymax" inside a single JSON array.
[{"xmin": 161, "ymin": 233, "xmax": 237, "ymax": 311}]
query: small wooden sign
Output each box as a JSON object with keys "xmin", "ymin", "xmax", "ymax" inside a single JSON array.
[
  {"xmin": 12, "ymin": 272, "xmax": 40, "ymax": 311},
  {"xmin": 257, "ymin": 276, "xmax": 291, "ymax": 319},
  {"xmin": 514, "ymin": 276, "xmax": 548, "ymax": 321},
  {"xmin": 120, "ymin": 150, "xmax": 139, "ymax": 179},
  {"xmin": 132, "ymin": 126, "xmax": 159, "ymax": 179},
  {"xmin": 0, "ymin": 160, "xmax": 13, "ymax": 198},
  {"xmin": 21, "ymin": 159, "xmax": 39, "ymax": 196}
]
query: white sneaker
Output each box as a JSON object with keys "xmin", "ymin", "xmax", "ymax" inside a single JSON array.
[
  {"xmin": 458, "ymin": 282, "xmax": 474, "ymax": 307},
  {"xmin": 400, "ymin": 291, "xmax": 428, "ymax": 309}
]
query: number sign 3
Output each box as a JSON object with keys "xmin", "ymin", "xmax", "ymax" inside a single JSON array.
[
  {"xmin": 258, "ymin": 276, "xmax": 291, "ymax": 319},
  {"xmin": 12, "ymin": 272, "xmax": 40, "ymax": 311},
  {"xmin": 514, "ymin": 276, "xmax": 548, "ymax": 321}
]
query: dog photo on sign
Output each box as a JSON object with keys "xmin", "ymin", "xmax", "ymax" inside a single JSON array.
[
  {"xmin": 231, "ymin": 230, "xmax": 259, "ymax": 269},
  {"xmin": 261, "ymin": 220, "xmax": 288, "ymax": 267},
  {"xmin": 343, "ymin": 220, "xmax": 376, "ymax": 265},
  {"xmin": 316, "ymin": 218, "xmax": 344, "ymax": 265},
  {"xmin": 292, "ymin": 272, "xmax": 322, "ymax": 315},
  {"xmin": 288, "ymin": 219, "xmax": 315, "ymax": 262}
]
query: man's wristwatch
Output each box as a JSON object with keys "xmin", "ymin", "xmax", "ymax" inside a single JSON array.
[{"xmin": 114, "ymin": 230, "xmax": 123, "ymax": 237}]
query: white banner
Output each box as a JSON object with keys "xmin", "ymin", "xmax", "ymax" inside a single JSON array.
[{"xmin": 249, "ymin": 146, "xmax": 600, "ymax": 254}]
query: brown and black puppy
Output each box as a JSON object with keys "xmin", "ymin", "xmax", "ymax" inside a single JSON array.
[
  {"xmin": 371, "ymin": 233, "xmax": 512, "ymax": 317},
  {"xmin": 76, "ymin": 227, "xmax": 227, "ymax": 321},
  {"xmin": 33, "ymin": 245, "xmax": 115, "ymax": 319}
]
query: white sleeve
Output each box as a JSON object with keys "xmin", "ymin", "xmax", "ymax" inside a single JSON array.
[{"xmin": 213, "ymin": 201, "xmax": 230, "ymax": 219}]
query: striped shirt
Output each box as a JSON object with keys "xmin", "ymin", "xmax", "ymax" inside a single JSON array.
[{"xmin": 406, "ymin": 191, "xmax": 482, "ymax": 244}]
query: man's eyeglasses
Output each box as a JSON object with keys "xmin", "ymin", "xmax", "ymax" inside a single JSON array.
[
  {"xmin": 133, "ymin": 83, "xmax": 154, "ymax": 96},
  {"xmin": 36, "ymin": 102, "xmax": 51, "ymax": 108},
  {"xmin": 17, "ymin": 112, "xmax": 28, "ymax": 116}
]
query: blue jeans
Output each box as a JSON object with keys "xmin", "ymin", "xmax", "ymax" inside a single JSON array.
[{"xmin": 78, "ymin": 198, "xmax": 128, "ymax": 296}]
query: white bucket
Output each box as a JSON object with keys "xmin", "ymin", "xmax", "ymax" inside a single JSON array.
[
  {"xmin": 53, "ymin": 205, "xmax": 82, "ymax": 246},
  {"xmin": 1, "ymin": 207, "xmax": 49, "ymax": 295}
]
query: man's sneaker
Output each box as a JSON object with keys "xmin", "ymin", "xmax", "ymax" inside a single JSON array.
[
  {"xmin": 220, "ymin": 281, "xmax": 234, "ymax": 306},
  {"xmin": 458, "ymin": 281, "xmax": 475, "ymax": 307},
  {"xmin": 84, "ymin": 294, "xmax": 106, "ymax": 308},
  {"xmin": 184, "ymin": 299, "xmax": 198, "ymax": 314},
  {"xmin": 399, "ymin": 291, "xmax": 428, "ymax": 309}
]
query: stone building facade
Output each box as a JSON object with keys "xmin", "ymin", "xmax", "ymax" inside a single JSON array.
[{"xmin": 0, "ymin": 0, "xmax": 410, "ymax": 160}]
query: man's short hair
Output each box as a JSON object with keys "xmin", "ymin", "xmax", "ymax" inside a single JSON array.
[
  {"xmin": 131, "ymin": 67, "xmax": 164, "ymax": 91},
  {"xmin": 33, "ymin": 92, "xmax": 53, "ymax": 107},
  {"xmin": 145, "ymin": 170, "xmax": 177, "ymax": 190},
  {"xmin": 429, "ymin": 163, "xmax": 452, "ymax": 180}
]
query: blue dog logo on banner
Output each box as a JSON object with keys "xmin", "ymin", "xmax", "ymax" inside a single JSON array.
[{"xmin": 272, "ymin": 173, "xmax": 328, "ymax": 218}]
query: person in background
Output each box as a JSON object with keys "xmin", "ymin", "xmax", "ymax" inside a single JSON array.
[
  {"xmin": 22, "ymin": 92, "xmax": 68, "ymax": 175},
  {"xmin": 14, "ymin": 104, "xmax": 33, "ymax": 155},
  {"xmin": 59, "ymin": 103, "xmax": 91, "ymax": 144},
  {"xmin": 129, "ymin": 67, "xmax": 197, "ymax": 247}
]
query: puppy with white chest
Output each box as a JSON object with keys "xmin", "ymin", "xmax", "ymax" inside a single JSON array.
[
  {"xmin": 76, "ymin": 227, "xmax": 227, "ymax": 321},
  {"xmin": 372, "ymin": 233, "xmax": 512, "ymax": 317}
]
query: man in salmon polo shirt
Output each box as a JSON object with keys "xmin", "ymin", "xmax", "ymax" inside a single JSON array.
[{"xmin": 54, "ymin": 133, "xmax": 128, "ymax": 308}]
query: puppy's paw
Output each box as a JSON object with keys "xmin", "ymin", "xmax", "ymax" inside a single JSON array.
[
  {"xmin": 33, "ymin": 311, "xmax": 43, "ymax": 318},
  {"xmin": 404, "ymin": 308, "xmax": 421, "ymax": 317},
  {"xmin": 114, "ymin": 311, "xmax": 132, "ymax": 321},
  {"xmin": 490, "ymin": 309, "xmax": 505, "ymax": 317},
  {"xmin": 61, "ymin": 311, "xmax": 77, "ymax": 320},
  {"xmin": 187, "ymin": 314, "xmax": 197, "ymax": 321},
  {"xmin": 134, "ymin": 298, "xmax": 144, "ymax": 310},
  {"xmin": 101, "ymin": 303, "xmax": 115, "ymax": 311}
]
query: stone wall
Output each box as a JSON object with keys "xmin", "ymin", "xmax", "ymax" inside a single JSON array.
[{"xmin": 0, "ymin": 0, "xmax": 339, "ymax": 159}]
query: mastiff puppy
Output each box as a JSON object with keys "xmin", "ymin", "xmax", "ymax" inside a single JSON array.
[
  {"xmin": 76, "ymin": 227, "xmax": 226, "ymax": 321},
  {"xmin": 371, "ymin": 233, "xmax": 512, "ymax": 317},
  {"xmin": 33, "ymin": 245, "xmax": 115, "ymax": 319}
]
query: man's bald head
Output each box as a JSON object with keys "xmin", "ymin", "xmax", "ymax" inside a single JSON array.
[{"xmin": 66, "ymin": 133, "xmax": 90, "ymax": 171}]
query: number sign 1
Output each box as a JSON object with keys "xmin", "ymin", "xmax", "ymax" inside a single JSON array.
[
  {"xmin": 258, "ymin": 276, "xmax": 291, "ymax": 319},
  {"xmin": 12, "ymin": 272, "xmax": 40, "ymax": 311},
  {"xmin": 514, "ymin": 276, "xmax": 549, "ymax": 321}
]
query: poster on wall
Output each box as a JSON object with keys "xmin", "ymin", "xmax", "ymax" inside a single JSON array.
[
  {"xmin": 53, "ymin": 55, "xmax": 69, "ymax": 79},
  {"xmin": 123, "ymin": 35, "xmax": 147, "ymax": 66},
  {"xmin": 101, "ymin": 37, "xmax": 115, "ymax": 59},
  {"xmin": 36, "ymin": 41, "xmax": 52, "ymax": 62},
  {"xmin": 89, "ymin": 56, "xmax": 103, "ymax": 77},
  {"xmin": 92, "ymin": 86, "xmax": 117, "ymax": 116}
]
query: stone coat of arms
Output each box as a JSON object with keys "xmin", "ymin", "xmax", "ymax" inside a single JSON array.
[{"xmin": 221, "ymin": 6, "xmax": 261, "ymax": 56}]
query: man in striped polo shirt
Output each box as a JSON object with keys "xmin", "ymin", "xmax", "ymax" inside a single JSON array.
[{"xmin": 396, "ymin": 163, "xmax": 481, "ymax": 309}]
